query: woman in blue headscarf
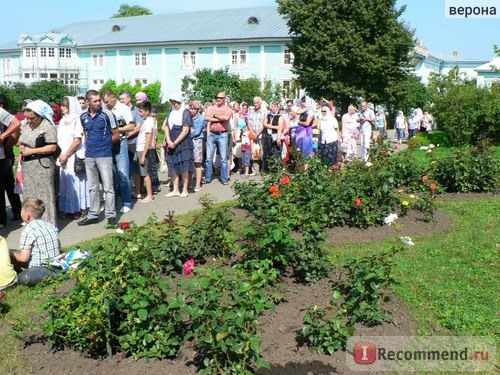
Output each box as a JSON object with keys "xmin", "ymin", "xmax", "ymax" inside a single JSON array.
[{"xmin": 19, "ymin": 100, "xmax": 58, "ymax": 226}]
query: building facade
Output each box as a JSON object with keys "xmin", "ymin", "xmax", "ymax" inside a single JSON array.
[{"xmin": 0, "ymin": 7, "xmax": 492, "ymax": 101}]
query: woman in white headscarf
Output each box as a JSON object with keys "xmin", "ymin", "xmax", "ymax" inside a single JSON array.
[
  {"xmin": 57, "ymin": 96, "xmax": 89, "ymax": 219},
  {"xmin": 162, "ymin": 92, "xmax": 194, "ymax": 198},
  {"xmin": 19, "ymin": 100, "xmax": 58, "ymax": 226}
]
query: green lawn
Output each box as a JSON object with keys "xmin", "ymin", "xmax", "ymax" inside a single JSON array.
[{"xmin": 326, "ymin": 197, "xmax": 499, "ymax": 339}]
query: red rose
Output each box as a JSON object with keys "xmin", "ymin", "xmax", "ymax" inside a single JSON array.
[
  {"xmin": 422, "ymin": 175, "xmax": 428, "ymax": 183},
  {"xmin": 119, "ymin": 222, "xmax": 130, "ymax": 230},
  {"xmin": 280, "ymin": 175, "xmax": 291, "ymax": 185},
  {"xmin": 381, "ymin": 149, "xmax": 387, "ymax": 155},
  {"xmin": 429, "ymin": 183, "xmax": 437, "ymax": 191},
  {"xmin": 269, "ymin": 185, "xmax": 279, "ymax": 194},
  {"xmin": 355, "ymin": 198, "xmax": 362, "ymax": 208},
  {"xmin": 330, "ymin": 165, "xmax": 338, "ymax": 171},
  {"xmin": 272, "ymin": 191, "xmax": 280, "ymax": 198},
  {"xmin": 394, "ymin": 145, "xmax": 399, "ymax": 149}
]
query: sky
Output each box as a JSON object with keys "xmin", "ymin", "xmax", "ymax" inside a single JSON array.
[{"xmin": 1, "ymin": 0, "xmax": 498, "ymax": 60}]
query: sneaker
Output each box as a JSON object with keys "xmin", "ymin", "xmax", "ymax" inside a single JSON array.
[
  {"xmin": 165, "ymin": 191, "xmax": 180, "ymax": 197},
  {"xmin": 180, "ymin": 192, "xmax": 189, "ymax": 198},
  {"xmin": 221, "ymin": 180, "xmax": 229, "ymax": 185},
  {"xmin": 78, "ymin": 217, "xmax": 98, "ymax": 226},
  {"xmin": 107, "ymin": 217, "xmax": 117, "ymax": 226},
  {"xmin": 120, "ymin": 206, "xmax": 132, "ymax": 213}
]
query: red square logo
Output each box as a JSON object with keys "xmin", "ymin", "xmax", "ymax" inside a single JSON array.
[{"xmin": 353, "ymin": 342, "xmax": 377, "ymax": 364}]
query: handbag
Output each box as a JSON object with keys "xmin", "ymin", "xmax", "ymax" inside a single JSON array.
[{"xmin": 74, "ymin": 155, "xmax": 86, "ymax": 173}]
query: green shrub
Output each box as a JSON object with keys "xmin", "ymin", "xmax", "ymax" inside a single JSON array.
[{"xmin": 432, "ymin": 144, "xmax": 500, "ymax": 193}]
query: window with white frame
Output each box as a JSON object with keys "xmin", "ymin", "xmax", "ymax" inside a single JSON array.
[
  {"xmin": 134, "ymin": 52, "xmax": 147, "ymax": 66},
  {"xmin": 48, "ymin": 47, "xmax": 55, "ymax": 57},
  {"xmin": 60, "ymin": 48, "xmax": 72, "ymax": 58},
  {"xmin": 282, "ymin": 80, "xmax": 291, "ymax": 98},
  {"xmin": 25, "ymin": 47, "xmax": 36, "ymax": 58},
  {"xmin": 2, "ymin": 59, "xmax": 11, "ymax": 72},
  {"xmin": 40, "ymin": 47, "xmax": 47, "ymax": 58},
  {"xmin": 134, "ymin": 78, "xmax": 148, "ymax": 85},
  {"xmin": 283, "ymin": 49, "xmax": 294, "ymax": 65},
  {"xmin": 181, "ymin": 51, "xmax": 196, "ymax": 68},
  {"xmin": 93, "ymin": 79, "xmax": 105, "ymax": 85},
  {"xmin": 231, "ymin": 50, "xmax": 247, "ymax": 66},
  {"xmin": 93, "ymin": 54, "xmax": 104, "ymax": 68}
]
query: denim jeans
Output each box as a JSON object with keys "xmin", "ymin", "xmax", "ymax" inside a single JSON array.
[
  {"xmin": 205, "ymin": 132, "xmax": 229, "ymax": 182},
  {"xmin": 408, "ymin": 128, "xmax": 418, "ymax": 139},
  {"xmin": 85, "ymin": 157, "xmax": 115, "ymax": 219},
  {"xmin": 113, "ymin": 139, "xmax": 132, "ymax": 208}
]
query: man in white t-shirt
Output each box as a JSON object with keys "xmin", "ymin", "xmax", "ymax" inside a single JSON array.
[{"xmin": 102, "ymin": 90, "xmax": 135, "ymax": 213}]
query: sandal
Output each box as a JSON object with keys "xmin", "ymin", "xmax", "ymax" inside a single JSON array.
[
  {"xmin": 132, "ymin": 194, "xmax": 142, "ymax": 200},
  {"xmin": 140, "ymin": 196, "xmax": 154, "ymax": 203}
]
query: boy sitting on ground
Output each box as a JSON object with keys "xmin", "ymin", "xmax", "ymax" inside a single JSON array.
[{"xmin": 10, "ymin": 197, "xmax": 60, "ymax": 285}]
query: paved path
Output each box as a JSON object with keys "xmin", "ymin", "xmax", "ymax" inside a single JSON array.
[
  {"xmin": 2, "ymin": 129, "xmax": 405, "ymax": 249},
  {"xmin": 3, "ymin": 171, "xmax": 245, "ymax": 250}
]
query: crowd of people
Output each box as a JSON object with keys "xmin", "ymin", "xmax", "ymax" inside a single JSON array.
[{"xmin": 0, "ymin": 88, "xmax": 434, "ymax": 288}]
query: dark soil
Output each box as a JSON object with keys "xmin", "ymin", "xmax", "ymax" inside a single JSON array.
[{"xmin": 19, "ymin": 193, "xmax": 494, "ymax": 374}]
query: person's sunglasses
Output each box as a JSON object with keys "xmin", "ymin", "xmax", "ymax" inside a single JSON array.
[{"xmin": 215, "ymin": 96, "xmax": 225, "ymax": 100}]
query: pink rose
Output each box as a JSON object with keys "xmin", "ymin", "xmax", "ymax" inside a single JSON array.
[{"xmin": 183, "ymin": 258, "xmax": 196, "ymax": 275}]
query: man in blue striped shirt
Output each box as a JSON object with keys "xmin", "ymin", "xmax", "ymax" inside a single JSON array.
[{"xmin": 78, "ymin": 90, "xmax": 119, "ymax": 226}]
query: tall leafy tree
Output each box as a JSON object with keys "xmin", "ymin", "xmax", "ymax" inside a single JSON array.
[
  {"xmin": 181, "ymin": 67, "xmax": 241, "ymax": 104},
  {"xmin": 112, "ymin": 4, "xmax": 152, "ymax": 18},
  {"xmin": 278, "ymin": 0, "xmax": 414, "ymax": 110}
]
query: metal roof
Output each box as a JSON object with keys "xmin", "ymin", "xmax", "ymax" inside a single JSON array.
[{"xmin": 40, "ymin": 7, "xmax": 290, "ymax": 48}]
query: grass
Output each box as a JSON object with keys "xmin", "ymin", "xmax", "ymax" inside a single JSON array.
[
  {"xmin": 326, "ymin": 197, "xmax": 499, "ymax": 340},
  {"xmin": 1, "ymin": 196, "xmax": 498, "ymax": 373},
  {"xmin": 392, "ymin": 197, "xmax": 499, "ymax": 338}
]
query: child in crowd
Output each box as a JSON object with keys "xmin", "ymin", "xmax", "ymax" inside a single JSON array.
[
  {"xmin": 9, "ymin": 197, "xmax": 60, "ymax": 286},
  {"xmin": 133, "ymin": 101, "xmax": 154, "ymax": 203},
  {"xmin": 238, "ymin": 120, "xmax": 252, "ymax": 178}
]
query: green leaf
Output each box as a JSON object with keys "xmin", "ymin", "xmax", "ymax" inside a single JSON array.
[{"xmin": 137, "ymin": 308, "xmax": 148, "ymax": 321}]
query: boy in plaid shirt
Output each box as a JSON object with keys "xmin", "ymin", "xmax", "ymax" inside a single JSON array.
[{"xmin": 10, "ymin": 197, "xmax": 60, "ymax": 285}]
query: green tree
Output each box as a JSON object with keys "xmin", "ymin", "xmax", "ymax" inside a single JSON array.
[
  {"xmin": 261, "ymin": 79, "xmax": 282, "ymax": 103},
  {"xmin": 427, "ymin": 69, "xmax": 499, "ymax": 145},
  {"xmin": 393, "ymin": 75, "xmax": 429, "ymax": 116},
  {"xmin": 181, "ymin": 67, "xmax": 241, "ymax": 104},
  {"xmin": 239, "ymin": 77, "xmax": 262, "ymax": 104},
  {"xmin": 112, "ymin": 4, "xmax": 152, "ymax": 18},
  {"xmin": 277, "ymin": 0, "xmax": 414, "ymax": 111},
  {"xmin": 100, "ymin": 79, "xmax": 162, "ymax": 104}
]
